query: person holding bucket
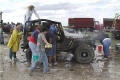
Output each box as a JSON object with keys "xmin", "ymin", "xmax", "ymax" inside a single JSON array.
[
  {"xmin": 100, "ymin": 33, "xmax": 111, "ymax": 59},
  {"xmin": 37, "ymin": 27, "xmax": 50, "ymax": 73}
]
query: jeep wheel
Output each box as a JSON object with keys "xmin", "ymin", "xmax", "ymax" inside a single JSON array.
[
  {"xmin": 75, "ymin": 44, "xmax": 94, "ymax": 64},
  {"xmin": 26, "ymin": 49, "xmax": 32, "ymax": 63}
]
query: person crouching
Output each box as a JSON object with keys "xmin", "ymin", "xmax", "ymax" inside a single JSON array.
[
  {"xmin": 100, "ymin": 33, "xmax": 111, "ymax": 59},
  {"xmin": 102, "ymin": 36, "xmax": 111, "ymax": 59}
]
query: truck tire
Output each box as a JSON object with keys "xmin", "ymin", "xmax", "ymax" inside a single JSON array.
[
  {"xmin": 75, "ymin": 44, "xmax": 94, "ymax": 64},
  {"xmin": 26, "ymin": 49, "xmax": 32, "ymax": 63}
]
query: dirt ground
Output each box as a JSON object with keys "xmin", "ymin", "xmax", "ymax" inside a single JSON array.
[{"xmin": 1, "ymin": 34, "xmax": 120, "ymax": 80}]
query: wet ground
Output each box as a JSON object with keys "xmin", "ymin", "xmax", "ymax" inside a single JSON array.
[{"xmin": 1, "ymin": 34, "xmax": 120, "ymax": 80}]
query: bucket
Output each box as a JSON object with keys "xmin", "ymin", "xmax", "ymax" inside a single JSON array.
[{"xmin": 98, "ymin": 45, "xmax": 102, "ymax": 53}]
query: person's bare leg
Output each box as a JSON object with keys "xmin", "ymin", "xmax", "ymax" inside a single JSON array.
[
  {"xmin": 48, "ymin": 56, "xmax": 52, "ymax": 66},
  {"xmin": 54, "ymin": 56, "xmax": 56, "ymax": 62},
  {"xmin": 54, "ymin": 56, "xmax": 57, "ymax": 65}
]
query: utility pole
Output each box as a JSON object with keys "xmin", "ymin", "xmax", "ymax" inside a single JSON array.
[{"xmin": 0, "ymin": 12, "xmax": 3, "ymax": 24}]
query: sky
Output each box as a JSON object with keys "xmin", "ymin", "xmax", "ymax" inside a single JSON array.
[{"xmin": 0, "ymin": 0, "xmax": 120, "ymax": 26}]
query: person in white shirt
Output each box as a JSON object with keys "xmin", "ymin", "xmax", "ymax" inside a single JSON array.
[
  {"xmin": 24, "ymin": 5, "xmax": 40, "ymax": 23},
  {"xmin": 24, "ymin": 5, "xmax": 40, "ymax": 34}
]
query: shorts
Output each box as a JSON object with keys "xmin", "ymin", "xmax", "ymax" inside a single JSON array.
[{"xmin": 47, "ymin": 44, "xmax": 56, "ymax": 56}]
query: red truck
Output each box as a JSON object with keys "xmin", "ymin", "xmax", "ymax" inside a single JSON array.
[
  {"xmin": 95, "ymin": 25, "xmax": 104, "ymax": 30},
  {"xmin": 68, "ymin": 18, "xmax": 95, "ymax": 29}
]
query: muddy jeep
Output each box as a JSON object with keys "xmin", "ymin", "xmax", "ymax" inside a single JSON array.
[{"xmin": 21, "ymin": 19, "xmax": 95, "ymax": 64}]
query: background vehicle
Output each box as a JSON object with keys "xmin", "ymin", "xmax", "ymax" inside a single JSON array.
[
  {"xmin": 68, "ymin": 18, "xmax": 95, "ymax": 32},
  {"xmin": 103, "ymin": 17, "xmax": 120, "ymax": 40},
  {"xmin": 103, "ymin": 18, "xmax": 113, "ymax": 32},
  {"xmin": 21, "ymin": 19, "xmax": 95, "ymax": 64},
  {"xmin": 111, "ymin": 14, "xmax": 120, "ymax": 40}
]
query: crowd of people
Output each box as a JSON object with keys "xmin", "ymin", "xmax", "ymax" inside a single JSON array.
[
  {"xmin": 29, "ymin": 24, "xmax": 58, "ymax": 75},
  {"xmin": 1, "ymin": 5, "xmax": 60, "ymax": 75},
  {"xmin": 7, "ymin": 23, "xmax": 59, "ymax": 75}
]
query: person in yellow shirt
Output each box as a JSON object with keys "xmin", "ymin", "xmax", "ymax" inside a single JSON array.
[{"xmin": 8, "ymin": 25, "xmax": 22, "ymax": 63}]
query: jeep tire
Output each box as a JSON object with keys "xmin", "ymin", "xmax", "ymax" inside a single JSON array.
[{"xmin": 75, "ymin": 44, "xmax": 94, "ymax": 64}]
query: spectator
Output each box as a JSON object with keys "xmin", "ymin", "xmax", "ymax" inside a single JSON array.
[
  {"xmin": 7, "ymin": 25, "xmax": 23, "ymax": 63},
  {"xmin": 29, "ymin": 26, "xmax": 41, "ymax": 76},
  {"xmin": 46, "ymin": 29, "xmax": 57, "ymax": 66},
  {"xmin": 50, "ymin": 24, "xmax": 58, "ymax": 39},
  {"xmin": 37, "ymin": 27, "xmax": 49, "ymax": 73},
  {"xmin": 0, "ymin": 25, "xmax": 4, "ymax": 44},
  {"xmin": 47, "ymin": 24, "xmax": 58, "ymax": 66}
]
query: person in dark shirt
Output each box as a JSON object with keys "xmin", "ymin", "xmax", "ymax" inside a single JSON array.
[
  {"xmin": 46, "ymin": 28, "xmax": 57, "ymax": 66},
  {"xmin": 50, "ymin": 24, "xmax": 58, "ymax": 39}
]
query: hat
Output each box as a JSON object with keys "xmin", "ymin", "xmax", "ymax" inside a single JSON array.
[{"xmin": 28, "ymin": 5, "xmax": 35, "ymax": 10}]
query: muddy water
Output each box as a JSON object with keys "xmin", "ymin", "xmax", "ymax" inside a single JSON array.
[{"xmin": 1, "ymin": 35, "xmax": 120, "ymax": 80}]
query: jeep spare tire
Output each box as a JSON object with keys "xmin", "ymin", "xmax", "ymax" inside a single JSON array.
[{"xmin": 75, "ymin": 44, "xmax": 94, "ymax": 64}]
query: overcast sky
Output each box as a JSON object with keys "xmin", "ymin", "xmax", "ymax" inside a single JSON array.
[{"xmin": 0, "ymin": 0, "xmax": 120, "ymax": 26}]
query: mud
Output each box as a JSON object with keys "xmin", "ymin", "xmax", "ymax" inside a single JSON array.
[{"xmin": 0, "ymin": 34, "xmax": 120, "ymax": 80}]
